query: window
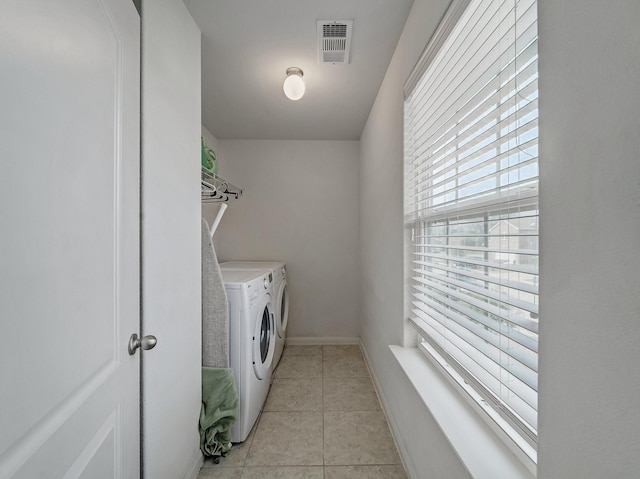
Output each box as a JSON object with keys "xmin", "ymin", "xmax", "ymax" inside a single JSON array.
[{"xmin": 404, "ymin": 0, "xmax": 539, "ymax": 461}]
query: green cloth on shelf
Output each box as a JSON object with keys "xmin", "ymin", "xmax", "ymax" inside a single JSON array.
[{"xmin": 199, "ymin": 367, "xmax": 238, "ymax": 458}]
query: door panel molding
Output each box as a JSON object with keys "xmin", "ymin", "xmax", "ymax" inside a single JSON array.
[{"xmin": 0, "ymin": 0, "xmax": 141, "ymax": 476}]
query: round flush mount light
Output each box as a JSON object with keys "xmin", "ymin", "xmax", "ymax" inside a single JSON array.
[{"xmin": 283, "ymin": 67, "xmax": 305, "ymax": 101}]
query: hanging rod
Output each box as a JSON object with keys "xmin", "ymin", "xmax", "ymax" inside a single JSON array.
[{"xmin": 201, "ymin": 168, "xmax": 243, "ymax": 203}]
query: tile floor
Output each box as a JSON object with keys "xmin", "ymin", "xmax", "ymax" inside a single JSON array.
[{"xmin": 198, "ymin": 344, "xmax": 407, "ymax": 479}]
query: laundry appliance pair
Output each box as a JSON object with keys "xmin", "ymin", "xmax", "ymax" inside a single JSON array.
[
  {"xmin": 220, "ymin": 262, "xmax": 289, "ymax": 443},
  {"xmin": 221, "ymin": 261, "xmax": 289, "ymax": 370}
]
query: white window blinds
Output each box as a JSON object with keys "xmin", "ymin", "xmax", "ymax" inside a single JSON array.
[{"xmin": 404, "ymin": 0, "xmax": 539, "ymax": 457}]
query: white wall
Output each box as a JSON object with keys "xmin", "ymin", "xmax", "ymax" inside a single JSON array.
[
  {"xmin": 141, "ymin": 0, "xmax": 203, "ymax": 478},
  {"xmin": 359, "ymin": 0, "xmax": 474, "ymax": 477},
  {"xmin": 362, "ymin": 0, "xmax": 640, "ymax": 478},
  {"xmin": 537, "ymin": 1, "xmax": 640, "ymax": 477},
  {"xmin": 203, "ymin": 140, "xmax": 361, "ymax": 340}
]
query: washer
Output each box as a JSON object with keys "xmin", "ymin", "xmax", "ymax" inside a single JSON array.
[
  {"xmin": 220, "ymin": 261, "xmax": 289, "ymax": 370},
  {"xmin": 221, "ymin": 269, "xmax": 276, "ymax": 442}
]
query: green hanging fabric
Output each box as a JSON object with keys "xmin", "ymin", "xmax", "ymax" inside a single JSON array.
[
  {"xmin": 199, "ymin": 367, "xmax": 238, "ymax": 458},
  {"xmin": 201, "ymin": 137, "xmax": 218, "ymax": 175}
]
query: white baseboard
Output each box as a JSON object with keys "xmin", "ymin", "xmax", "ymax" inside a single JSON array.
[
  {"xmin": 360, "ymin": 342, "xmax": 414, "ymax": 479},
  {"xmin": 285, "ymin": 336, "xmax": 360, "ymax": 346},
  {"xmin": 181, "ymin": 448, "xmax": 203, "ymax": 479}
]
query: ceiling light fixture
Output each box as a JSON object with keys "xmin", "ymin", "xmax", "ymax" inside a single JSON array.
[{"xmin": 283, "ymin": 67, "xmax": 305, "ymax": 101}]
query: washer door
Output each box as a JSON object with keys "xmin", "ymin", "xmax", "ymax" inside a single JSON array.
[
  {"xmin": 253, "ymin": 295, "xmax": 275, "ymax": 379},
  {"xmin": 276, "ymin": 280, "xmax": 289, "ymax": 339}
]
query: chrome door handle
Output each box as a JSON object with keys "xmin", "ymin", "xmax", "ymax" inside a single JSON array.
[{"xmin": 128, "ymin": 333, "xmax": 157, "ymax": 355}]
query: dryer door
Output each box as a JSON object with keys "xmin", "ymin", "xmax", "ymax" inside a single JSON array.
[
  {"xmin": 253, "ymin": 295, "xmax": 275, "ymax": 379},
  {"xmin": 276, "ymin": 281, "xmax": 289, "ymax": 339}
]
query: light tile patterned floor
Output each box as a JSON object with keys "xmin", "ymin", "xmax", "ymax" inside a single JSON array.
[{"xmin": 198, "ymin": 344, "xmax": 406, "ymax": 479}]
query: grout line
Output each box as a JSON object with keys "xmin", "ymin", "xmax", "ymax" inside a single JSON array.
[
  {"xmin": 240, "ymin": 411, "xmax": 259, "ymax": 469},
  {"xmin": 321, "ymin": 359, "xmax": 325, "ymax": 479}
]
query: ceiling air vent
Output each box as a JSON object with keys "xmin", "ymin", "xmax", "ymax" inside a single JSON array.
[{"xmin": 317, "ymin": 20, "xmax": 353, "ymax": 64}]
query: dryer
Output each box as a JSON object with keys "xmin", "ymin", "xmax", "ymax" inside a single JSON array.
[
  {"xmin": 221, "ymin": 269, "xmax": 276, "ymax": 442},
  {"xmin": 220, "ymin": 261, "xmax": 289, "ymax": 369}
]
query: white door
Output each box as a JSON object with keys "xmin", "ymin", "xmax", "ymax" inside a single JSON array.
[
  {"xmin": 140, "ymin": 1, "xmax": 203, "ymax": 477},
  {"xmin": 0, "ymin": 1, "xmax": 141, "ymax": 478}
]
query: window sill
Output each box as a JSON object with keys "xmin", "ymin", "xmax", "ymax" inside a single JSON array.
[{"xmin": 390, "ymin": 345, "xmax": 536, "ymax": 479}]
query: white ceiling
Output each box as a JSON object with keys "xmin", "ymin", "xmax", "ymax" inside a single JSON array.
[{"xmin": 185, "ymin": 0, "xmax": 414, "ymax": 140}]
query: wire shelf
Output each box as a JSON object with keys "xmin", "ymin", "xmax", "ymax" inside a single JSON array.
[{"xmin": 201, "ymin": 168, "xmax": 243, "ymax": 203}]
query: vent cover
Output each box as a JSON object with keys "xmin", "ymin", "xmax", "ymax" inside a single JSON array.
[{"xmin": 317, "ymin": 20, "xmax": 353, "ymax": 64}]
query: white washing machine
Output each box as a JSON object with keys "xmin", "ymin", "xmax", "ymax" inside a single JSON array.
[
  {"xmin": 221, "ymin": 269, "xmax": 276, "ymax": 442},
  {"xmin": 221, "ymin": 262, "xmax": 289, "ymax": 370}
]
